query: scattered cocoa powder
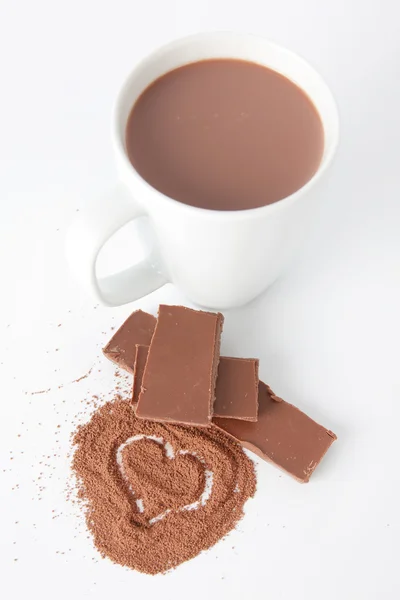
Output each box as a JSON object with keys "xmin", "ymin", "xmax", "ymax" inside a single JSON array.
[
  {"xmin": 30, "ymin": 388, "xmax": 52, "ymax": 396},
  {"xmin": 72, "ymin": 399, "xmax": 256, "ymax": 574},
  {"xmin": 72, "ymin": 367, "xmax": 93, "ymax": 384},
  {"xmin": 28, "ymin": 366, "xmax": 95, "ymax": 395}
]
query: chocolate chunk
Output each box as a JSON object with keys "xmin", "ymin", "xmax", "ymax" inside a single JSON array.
[
  {"xmin": 102, "ymin": 310, "xmax": 156, "ymax": 373},
  {"xmin": 132, "ymin": 344, "xmax": 149, "ymax": 404},
  {"xmin": 136, "ymin": 305, "xmax": 224, "ymax": 426},
  {"xmin": 214, "ymin": 357, "xmax": 259, "ymax": 421},
  {"xmin": 214, "ymin": 382, "xmax": 337, "ymax": 482},
  {"xmin": 133, "ymin": 346, "xmax": 259, "ymax": 421}
]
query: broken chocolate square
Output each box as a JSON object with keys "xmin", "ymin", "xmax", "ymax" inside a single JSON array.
[{"xmin": 136, "ymin": 305, "xmax": 223, "ymax": 426}]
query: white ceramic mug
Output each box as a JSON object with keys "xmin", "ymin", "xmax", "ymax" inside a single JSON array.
[{"xmin": 66, "ymin": 32, "xmax": 339, "ymax": 309}]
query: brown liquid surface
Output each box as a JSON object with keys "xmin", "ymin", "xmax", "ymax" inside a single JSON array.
[{"xmin": 126, "ymin": 59, "xmax": 324, "ymax": 211}]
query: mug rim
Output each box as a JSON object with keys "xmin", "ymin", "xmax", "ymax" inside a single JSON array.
[{"xmin": 113, "ymin": 31, "xmax": 340, "ymax": 221}]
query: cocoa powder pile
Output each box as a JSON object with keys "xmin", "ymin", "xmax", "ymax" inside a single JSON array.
[{"xmin": 72, "ymin": 398, "xmax": 256, "ymax": 574}]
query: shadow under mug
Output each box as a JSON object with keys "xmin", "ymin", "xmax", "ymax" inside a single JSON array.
[{"xmin": 66, "ymin": 32, "xmax": 339, "ymax": 309}]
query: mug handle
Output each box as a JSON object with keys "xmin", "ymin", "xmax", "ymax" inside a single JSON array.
[{"xmin": 66, "ymin": 183, "xmax": 168, "ymax": 306}]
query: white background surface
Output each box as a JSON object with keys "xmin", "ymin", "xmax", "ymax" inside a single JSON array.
[{"xmin": 1, "ymin": 1, "xmax": 399, "ymax": 599}]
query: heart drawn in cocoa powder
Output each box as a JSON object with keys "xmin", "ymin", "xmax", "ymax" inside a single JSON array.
[{"xmin": 116, "ymin": 435, "xmax": 214, "ymax": 525}]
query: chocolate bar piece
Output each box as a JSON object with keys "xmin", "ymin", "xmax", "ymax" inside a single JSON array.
[
  {"xmin": 133, "ymin": 346, "xmax": 259, "ymax": 421},
  {"xmin": 103, "ymin": 310, "xmax": 156, "ymax": 373},
  {"xmin": 132, "ymin": 344, "xmax": 149, "ymax": 404},
  {"xmin": 213, "ymin": 357, "xmax": 259, "ymax": 421},
  {"xmin": 136, "ymin": 305, "xmax": 224, "ymax": 426},
  {"xmin": 214, "ymin": 382, "xmax": 336, "ymax": 482}
]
